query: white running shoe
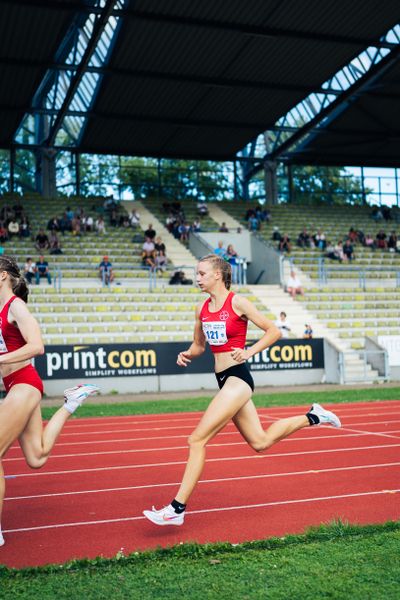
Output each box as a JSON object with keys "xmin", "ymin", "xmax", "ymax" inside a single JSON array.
[
  {"xmin": 143, "ymin": 505, "xmax": 185, "ymax": 526},
  {"xmin": 63, "ymin": 383, "xmax": 100, "ymax": 414},
  {"xmin": 308, "ymin": 403, "xmax": 341, "ymax": 428}
]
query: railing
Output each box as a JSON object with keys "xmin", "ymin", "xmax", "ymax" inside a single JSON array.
[
  {"xmin": 53, "ymin": 268, "xmax": 62, "ymax": 292},
  {"xmin": 280, "ymin": 255, "xmax": 400, "ymax": 289},
  {"xmin": 338, "ymin": 349, "xmax": 389, "ymax": 384}
]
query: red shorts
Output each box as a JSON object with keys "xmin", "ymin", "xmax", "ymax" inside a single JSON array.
[{"xmin": 2, "ymin": 364, "xmax": 44, "ymax": 396}]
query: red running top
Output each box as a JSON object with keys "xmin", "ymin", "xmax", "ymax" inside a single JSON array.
[
  {"xmin": 199, "ymin": 291, "xmax": 248, "ymax": 354},
  {"xmin": 0, "ymin": 296, "xmax": 26, "ymax": 354}
]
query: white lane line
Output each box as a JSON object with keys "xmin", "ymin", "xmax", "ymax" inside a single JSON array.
[
  {"xmin": 8, "ymin": 430, "xmax": 392, "ymax": 454},
  {"xmin": 53, "ymin": 417, "xmax": 400, "ymax": 438},
  {"xmin": 339, "ymin": 426, "xmax": 400, "ymax": 440},
  {"xmin": 4, "ymin": 488, "xmax": 399, "ymax": 535},
  {"xmin": 5, "ymin": 462, "xmax": 400, "ymax": 502},
  {"xmin": 5, "ymin": 430, "xmax": 399, "ymax": 463},
  {"xmin": 6, "ymin": 443, "xmax": 400, "ymax": 478}
]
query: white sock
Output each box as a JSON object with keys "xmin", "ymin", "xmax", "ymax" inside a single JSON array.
[{"xmin": 0, "ymin": 526, "xmax": 4, "ymax": 546}]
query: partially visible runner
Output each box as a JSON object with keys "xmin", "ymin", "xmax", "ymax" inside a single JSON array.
[
  {"xmin": 143, "ymin": 254, "xmax": 340, "ymax": 526},
  {"xmin": 0, "ymin": 256, "xmax": 99, "ymax": 547}
]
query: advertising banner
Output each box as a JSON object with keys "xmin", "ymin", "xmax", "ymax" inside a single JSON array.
[{"xmin": 34, "ymin": 339, "xmax": 324, "ymax": 380}]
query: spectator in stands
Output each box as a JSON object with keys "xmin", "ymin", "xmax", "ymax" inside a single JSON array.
[
  {"xmin": 12, "ymin": 201, "xmax": 24, "ymax": 219},
  {"xmin": 71, "ymin": 216, "xmax": 81, "ymax": 236},
  {"xmin": 388, "ymin": 231, "xmax": 399, "ymax": 253},
  {"xmin": 129, "ymin": 209, "xmax": 140, "ymax": 228},
  {"xmin": 35, "ymin": 255, "xmax": 51, "ymax": 285},
  {"xmin": 19, "ymin": 216, "xmax": 30, "ymax": 238},
  {"xmin": 286, "ymin": 270, "xmax": 304, "ymax": 298},
  {"xmin": 81, "ymin": 214, "xmax": 94, "ymax": 232},
  {"xmin": 35, "ymin": 228, "xmax": 50, "ymax": 251},
  {"xmin": 7, "ymin": 218, "xmax": 19, "ymax": 239},
  {"xmin": 144, "ymin": 224, "xmax": 156, "ymax": 241},
  {"xmin": 0, "ymin": 223, "xmax": 8, "ymax": 243},
  {"xmin": 165, "ymin": 213, "xmax": 177, "ymax": 233},
  {"xmin": 219, "ymin": 222, "xmax": 229, "ymax": 233},
  {"xmin": 23, "ymin": 257, "xmax": 36, "ymax": 284},
  {"xmin": 49, "ymin": 231, "xmax": 62, "ymax": 255},
  {"xmin": 272, "ymin": 226, "xmax": 282, "ymax": 242},
  {"xmin": 178, "ymin": 221, "xmax": 191, "ymax": 243},
  {"xmin": 343, "ymin": 239, "xmax": 355, "ymax": 262},
  {"xmin": 275, "ymin": 311, "xmax": 291, "ymax": 339},
  {"xmin": 279, "ymin": 233, "xmax": 291, "ymax": 253},
  {"xmin": 297, "ymin": 228, "xmax": 310, "ymax": 248},
  {"xmin": 47, "ymin": 216, "xmax": 60, "ymax": 232},
  {"xmin": 214, "ymin": 240, "xmax": 226, "ymax": 257},
  {"xmin": 334, "ymin": 240, "xmax": 345, "ymax": 262},
  {"xmin": 192, "ymin": 218, "xmax": 201, "ymax": 232},
  {"xmin": 314, "ymin": 229, "xmax": 326, "ymax": 250},
  {"xmin": 347, "ymin": 228, "xmax": 358, "ymax": 243},
  {"xmin": 226, "ymin": 244, "xmax": 240, "ymax": 284},
  {"xmin": 99, "ymin": 255, "xmax": 114, "ymax": 284},
  {"xmin": 96, "ymin": 216, "xmax": 106, "ymax": 235},
  {"xmin": 356, "ymin": 229, "xmax": 365, "ymax": 245},
  {"xmin": 197, "ymin": 201, "xmax": 208, "ymax": 216},
  {"xmin": 60, "ymin": 212, "xmax": 71, "ymax": 233},
  {"xmin": 155, "ymin": 237, "xmax": 168, "ymax": 272},
  {"xmin": 245, "ymin": 207, "xmax": 256, "ymax": 221},
  {"xmin": 303, "ymin": 324, "xmax": 313, "ymax": 339},
  {"xmin": 248, "ymin": 214, "xmax": 259, "ymax": 232},
  {"xmin": 371, "ymin": 206, "xmax": 383, "ymax": 221},
  {"xmin": 169, "ymin": 270, "xmax": 193, "ymax": 285},
  {"xmin": 325, "ymin": 241, "xmax": 341, "ymax": 261},
  {"xmin": 376, "ymin": 230, "xmax": 387, "ymax": 249},
  {"xmin": 142, "ymin": 239, "xmax": 156, "ymax": 270},
  {"xmin": 382, "ymin": 205, "xmax": 392, "ymax": 221},
  {"xmin": 364, "ymin": 233, "xmax": 375, "ymax": 250},
  {"xmin": 258, "ymin": 207, "xmax": 271, "ymax": 223}
]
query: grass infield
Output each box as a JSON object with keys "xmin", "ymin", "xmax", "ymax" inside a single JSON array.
[
  {"xmin": 1, "ymin": 521, "xmax": 399, "ymax": 599},
  {"xmin": 42, "ymin": 385, "xmax": 400, "ymax": 419}
]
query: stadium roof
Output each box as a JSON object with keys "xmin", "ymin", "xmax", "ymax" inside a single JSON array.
[{"xmin": 1, "ymin": 0, "xmax": 399, "ymax": 162}]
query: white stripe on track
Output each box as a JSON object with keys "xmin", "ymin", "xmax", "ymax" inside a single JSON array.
[
  {"xmin": 6, "ymin": 443, "xmax": 400, "ymax": 478},
  {"xmin": 5, "ymin": 462, "xmax": 400, "ymax": 502},
  {"xmin": 4, "ymin": 488, "xmax": 399, "ymax": 535}
]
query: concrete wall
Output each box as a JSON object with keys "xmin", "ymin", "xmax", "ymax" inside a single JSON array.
[
  {"xmin": 323, "ymin": 339, "xmax": 342, "ymax": 384},
  {"xmin": 247, "ymin": 234, "xmax": 281, "ymax": 284}
]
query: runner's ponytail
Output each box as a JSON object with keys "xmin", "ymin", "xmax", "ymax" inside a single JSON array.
[{"xmin": 0, "ymin": 255, "xmax": 29, "ymax": 302}]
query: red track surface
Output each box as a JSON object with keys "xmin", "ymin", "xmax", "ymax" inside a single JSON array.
[{"xmin": 1, "ymin": 400, "xmax": 399, "ymax": 568}]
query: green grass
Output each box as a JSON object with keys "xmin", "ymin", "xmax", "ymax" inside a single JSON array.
[
  {"xmin": 1, "ymin": 521, "xmax": 399, "ymax": 599},
  {"xmin": 41, "ymin": 386, "xmax": 400, "ymax": 419}
]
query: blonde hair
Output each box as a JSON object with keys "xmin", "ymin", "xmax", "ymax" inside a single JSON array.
[{"xmin": 199, "ymin": 254, "xmax": 231, "ymax": 290}]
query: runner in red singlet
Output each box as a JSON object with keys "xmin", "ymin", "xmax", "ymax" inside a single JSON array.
[
  {"xmin": 143, "ymin": 254, "xmax": 341, "ymax": 526},
  {"xmin": 0, "ymin": 255, "xmax": 99, "ymax": 547}
]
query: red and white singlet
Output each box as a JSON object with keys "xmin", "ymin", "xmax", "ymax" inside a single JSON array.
[
  {"xmin": 199, "ymin": 291, "xmax": 247, "ymax": 354},
  {"xmin": 0, "ymin": 295, "xmax": 25, "ymax": 354}
]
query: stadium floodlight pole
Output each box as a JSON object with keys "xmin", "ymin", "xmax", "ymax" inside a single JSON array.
[
  {"xmin": 245, "ymin": 41, "xmax": 400, "ymax": 182},
  {"xmin": 43, "ymin": 0, "xmax": 118, "ymax": 148}
]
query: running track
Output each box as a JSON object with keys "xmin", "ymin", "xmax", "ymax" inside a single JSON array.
[{"xmin": 1, "ymin": 401, "xmax": 399, "ymax": 568}]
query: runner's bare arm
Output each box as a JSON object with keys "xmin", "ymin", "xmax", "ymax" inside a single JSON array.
[
  {"xmin": 0, "ymin": 299, "xmax": 44, "ymax": 364},
  {"xmin": 177, "ymin": 304, "xmax": 206, "ymax": 366},
  {"xmin": 231, "ymin": 295, "xmax": 281, "ymax": 363}
]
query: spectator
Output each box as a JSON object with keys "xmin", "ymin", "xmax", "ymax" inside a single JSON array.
[
  {"xmin": 66, "ymin": 206, "xmax": 74, "ymax": 221},
  {"xmin": 219, "ymin": 222, "xmax": 229, "ymax": 233},
  {"xmin": 142, "ymin": 239, "xmax": 156, "ymax": 269},
  {"xmin": 35, "ymin": 255, "xmax": 51, "ymax": 285},
  {"xmin": 110, "ymin": 209, "xmax": 118, "ymax": 227},
  {"xmin": 236, "ymin": 226, "xmax": 243, "ymax": 234},
  {"xmin": 99, "ymin": 255, "xmax": 114, "ymax": 284},
  {"xmin": 388, "ymin": 231, "xmax": 398, "ymax": 253},
  {"xmin": 275, "ymin": 311, "xmax": 291, "ymax": 339},
  {"xmin": 154, "ymin": 238, "xmax": 168, "ymax": 272},
  {"xmin": 96, "ymin": 216, "xmax": 106, "ymax": 235},
  {"xmin": 382, "ymin": 206, "xmax": 392, "ymax": 221},
  {"xmin": 178, "ymin": 221, "xmax": 191, "ymax": 243},
  {"xmin": 325, "ymin": 241, "xmax": 342, "ymax": 261},
  {"xmin": 343, "ymin": 239, "xmax": 355, "ymax": 262},
  {"xmin": 214, "ymin": 240, "xmax": 226, "ymax": 257},
  {"xmin": 7, "ymin": 218, "xmax": 19, "ymax": 239},
  {"xmin": 82, "ymin": 214, "xmax": 94, "ymax": 232},
  {"xmin": 144, "ymin": 224, "xmax": 156, "ymax": 241},
  {"xmin": 286, "ymin": 270, "xmax": 304, "ymax": 299},
  {"xmin": 49, "ymin": 231, "xmax": 62, "ymax": 255},
  {"xmin": 272, "ymin": 226, "xmax": 282, "ymax": 242},
  {"xmin": 35, "ymin": 228, "xmax": 50, "ymax": 251},
  {"xmin": 248, "ymin": 214, "xmax": 259, "ymax": 232},
  {"xmin": 47, "ymin": 216, "xmax": 60, "ymax": 232},
  {"xmin": 303, "ymin": 324, "xmax": 313, "ymax": 339},
  {"xmin": 375, "ymin": 230, "xmax": 387, "ymax": 249},
  {"xmin": 19, "ymin": 216, "xmax": 30, "ymax": 238},
  {"xmin": 60, "ymin": 212, "xmax": 71, "ymax": 233},
  {"xmin": 364, "ymin": 233, "xmax": 375, "ymax": 250},
  {"xmin": 297, "ymin": 228, "xmax": 310, "ymax": 248},
  {"xmin": 279, "ymin": 233, "xmax": 291, "ymax": 253},
  {"xmin": 314, "ymin": 230, "xmax": 326, "ymax": 250},
  {"xmin": 226, "ymin": 244, "xmax": 240, "ymax": 284},
  {"xmin": 347, "ymin": 228, "xmax": 358, "ymax": 243},
  {"xmin": 165, "ymin": 213, "xmax": 177, "ymax": 233},
  {"xmin": 196, "ymin": 201, "xmax": 208, "ymax": 216},
  {"xmin": 71, "ymin": 216, "xmax": 81, "ymax": 236},
  {"xmin": 169, "ymin": 270, "xmax": 193, "ymax": 285},
  {"xmin": 192, "ymin": 218, "xmax": 201, "ymax": 232},
  {"xmin": 23, "ymin": 257, "xmax": 36, "ymax": 284},
  {"xmin": 12, "ymin": 201, "xmax": 24, "ymax": 219},
  {"xmin": 371, "ymin": 206, "xmax": 383, "ymax": 222},
  {"xmin": 0, "ymin": 223, "xmax": 8, "ymax": 243},
  {"xmin": 334, "ymin": 240, "xmax": 345, "ymax": 262},
  {"xmin": 129, "ymin": 209, "xmax": 140, "ymax": 228}
]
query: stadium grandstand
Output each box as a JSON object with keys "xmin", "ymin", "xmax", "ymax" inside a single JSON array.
[{"xmin": 1, "ymin": 1, "xmax": 400, "ymax": 585}]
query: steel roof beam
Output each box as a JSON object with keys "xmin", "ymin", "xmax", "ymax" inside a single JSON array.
[{"xmin": 43, "ymin": 0, "xmax": 117, "ymax": 147}]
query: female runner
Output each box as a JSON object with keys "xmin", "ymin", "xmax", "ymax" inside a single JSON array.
[
  {"xmin": 144, "ymin": 254, "xmax": 340, "ymax": 526},
  {"xmin": 0, "ymin": 255, "xmax": 98, "ymax": 546}
]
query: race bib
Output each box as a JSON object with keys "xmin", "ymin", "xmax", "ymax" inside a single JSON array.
[{"xmin": 202, "ymin": 321, "xmax": 228, "ymax": 346}]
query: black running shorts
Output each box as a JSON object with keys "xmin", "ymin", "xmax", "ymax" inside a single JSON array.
[{"xmin": 215, "ymin": 362, "xmax": 254, "ymax": 392}]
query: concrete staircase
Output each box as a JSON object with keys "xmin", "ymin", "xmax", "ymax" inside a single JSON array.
[
  {"xmin": 248, "ymin": 284, "xmax": 379, "ymax": 383},
  {"xmin": 121, "ymin": 201, "xmax": 197, "ymax": 276},
  {"xmin": 207, "ymin": 204, "xmax": 242, "ymax": 231}
]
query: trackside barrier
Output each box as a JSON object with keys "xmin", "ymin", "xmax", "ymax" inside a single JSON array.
[
  {"xmin": 53, "ymin": 268, "xmax": 62, "ymax": 292},
  {"xmin": 338, "ymin": 349, "xmax": 389, "ymax": 384}
]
